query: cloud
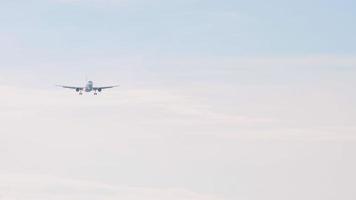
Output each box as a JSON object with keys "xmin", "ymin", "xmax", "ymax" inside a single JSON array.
[
  {"xmin": 0, "ymin": 85, "xmax": 273, "ymax": 125},
  {"xmin": 0, "ymin": 71, "xmax": 354, "ymax": 141},
  {"xmin": 0, "ymin": 173, "xmax": 221, "ymax": 200},
  {"xmin": 0, "ymin": 54, "xmax": 355, "ymax": 141},
  {"xmin": 151, "ymin": 55, "xmax": 356, "ymax": 71}
]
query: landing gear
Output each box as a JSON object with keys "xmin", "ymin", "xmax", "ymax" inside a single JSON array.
[
  {"xmin": 79, "ymin": 92, "xmax": 83, "ymax": 95},
  {"xmin": 94, "ymin": 92, "xmax": 98, "ymax": 95}
]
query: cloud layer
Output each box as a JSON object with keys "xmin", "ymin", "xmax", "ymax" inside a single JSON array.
[{"xmin": 0, "ymin": 173, "xmax": 220, "ymax": 200}]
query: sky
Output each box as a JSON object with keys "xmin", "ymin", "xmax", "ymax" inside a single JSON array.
[{"xmin": 0, "ymin": 0, "xmax": 356, "ymax": 200}]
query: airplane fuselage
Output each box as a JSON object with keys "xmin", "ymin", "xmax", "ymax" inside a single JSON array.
[{"xmin": 85, "ymin": 81, "xmax": 94, "ymax": 92}]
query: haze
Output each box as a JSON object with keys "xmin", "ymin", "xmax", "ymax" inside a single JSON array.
[{"xmin": 0, "ymin": 0, "xmax": 356, "ymax": 200}]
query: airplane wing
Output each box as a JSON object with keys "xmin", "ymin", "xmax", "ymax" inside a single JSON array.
[
  {"xmin": 57, "ymin": 85, "xmax": 83, "ymax": 90},
  {"xmin": 93, "ymin": 85, "xmax": 119, "ymax": 91}
]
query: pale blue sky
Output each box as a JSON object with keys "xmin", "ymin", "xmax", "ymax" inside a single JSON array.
[
  {"xmin": 1, "ymin": 0, "xmax": 356, "ymax": 57},
  {"xmin": 0, "ymin": 1, "xmax": 356, "ymax": 200},
  {"xmin": 0, "ymin": 0, "xmax": 355, "ymax": 86}
]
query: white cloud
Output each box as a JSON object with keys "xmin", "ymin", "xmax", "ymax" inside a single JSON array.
[
  {"xmin": 0, "ymin": 70, "xmax": 354, "ymax": 141},
  {"xmin": 0, "ymin": 55, "xmax": 356, "ymax": 200},
  {"xmin": 151, "ymin": 55, "xmax": 356, "ymax": 71},
  {"xmin": 0, "ymin": 173, "xmax": 221, "ymax": 200},
  {"xmin": 0, "ymin": 85, "xmax": 274, "ymax": 125}
]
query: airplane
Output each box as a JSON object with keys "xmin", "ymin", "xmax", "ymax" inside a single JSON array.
[{"xmin": 57, "ymin": 81, "xmax": 119, "ymax": 95}]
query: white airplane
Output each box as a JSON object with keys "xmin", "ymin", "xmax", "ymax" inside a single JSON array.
[{"xmin": 57, "ymin": 81, "xmax": 119, "ymax": 95}]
